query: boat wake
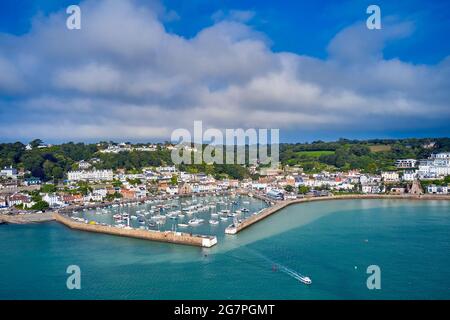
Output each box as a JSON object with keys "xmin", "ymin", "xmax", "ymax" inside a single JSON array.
[{"xmin": 227, "ymin": 247, "xmax": 312, "ymax": 285}]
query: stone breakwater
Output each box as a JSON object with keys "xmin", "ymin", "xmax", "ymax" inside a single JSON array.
[
  {"xmin": 54, "ymin": 213, "xmax": 217, "ymax": 248},
  {"xmin": 0, "ymin": 212, "xmax": 55, "ymax": 224},
  {"xmin": 225, "ymin": 194, "xmax": 450, "ymax": 234}
]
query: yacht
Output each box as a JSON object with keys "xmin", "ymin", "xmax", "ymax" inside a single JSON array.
[
  {"xmin": 298, "ymin": 276, "xmax": 312, "ymax": 285},
  {"xmin": 209, "ymin": 219, "xmax": 219, "ymax": 225},
  {"xmin": 188, "ymin": 218, "xmax": 204, "ymax": 226}
]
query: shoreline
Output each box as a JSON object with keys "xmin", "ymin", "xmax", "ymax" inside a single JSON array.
[{"xmin": 2, "ymin": 193, "xmax": 450, "ymax": 248}]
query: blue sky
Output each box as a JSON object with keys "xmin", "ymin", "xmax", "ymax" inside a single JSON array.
[{"xmin": 0, "ymin": 0, "xmax": 449, "ymax": 143}]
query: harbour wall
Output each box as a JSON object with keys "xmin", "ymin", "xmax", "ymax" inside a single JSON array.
[
  {"xmin": 0, "ymin": 212, "xmax": 55, "ymax": 224},
  {"xmin": 228, "ymin": 194, "xmax": 450, "ymax": 234},
  {"xmin": 54, "ymin": 213, "xmax": 217, "ymax": 248}
]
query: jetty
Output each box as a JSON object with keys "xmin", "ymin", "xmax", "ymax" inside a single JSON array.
[
  {"xmin": 54, "ymin": 213, "xmax": 217, "ymax": 248},
  {"xmin": 0, "ymin": 212, "xmax": 55, "ymax": 224}
]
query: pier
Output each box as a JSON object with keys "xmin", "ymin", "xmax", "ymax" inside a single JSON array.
[{"xmin": 54, "ymin": 213, "xmax": 217, "ymax": 248}]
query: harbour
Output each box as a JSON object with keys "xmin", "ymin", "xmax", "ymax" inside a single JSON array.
[
  {"xmin": 56, "ymin": 192, "xmax": 269, "ymax": 247},
  {"xmin": 1, "ymin": 198, "xmax": 449, "ymax": 299}
]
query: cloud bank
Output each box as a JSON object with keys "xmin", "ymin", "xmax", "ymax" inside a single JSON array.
[{"xmin": 0, "ymin": 0, "xmax": 449, "ymax": 142}]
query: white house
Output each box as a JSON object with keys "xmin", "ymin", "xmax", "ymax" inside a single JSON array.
[
  {"xmin": 68, "ymin": 170, "xmax": 113, "ymax": 182},
  {"xmin": 395, "ymin": 159, "xmax": 417, "ymax": 168},
  {"xmin": 381, "ymin": 171, "xmax": 400, "ymax": 183},
  {"xmin": 427, "ymin": 185, "xmax": 449, "ymax": 195},
  {"xmin": 78, "ymin": 160, "xmax": 92, "ymax": 170},
  {"xmin": 42, "ymin": 194, "xmax": 63, "ymax": 207},
  {"xmin": 402, "ymin": 170, "xmax": 417, "ymax": 182}
]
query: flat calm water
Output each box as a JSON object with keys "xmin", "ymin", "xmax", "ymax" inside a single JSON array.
[{"xmin": 1, "ymin": 199, "xmax": 449, "ymax": 299}]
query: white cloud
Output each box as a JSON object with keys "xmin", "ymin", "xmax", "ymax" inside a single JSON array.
[{"xmin": 0, "ymin": 0, "xmax": 448, "ymax": 142}]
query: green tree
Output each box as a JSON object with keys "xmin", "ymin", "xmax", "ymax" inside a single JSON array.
[
  {"xmin": 298, "ymin": 185, "xmax": 310, "ymax": 194},
  {"xmin": 41, "ymin": 184, "xmax": 57, "ymax": 193},
  {"xmin": 31, "ymin": 200, "xmax": 49, "ymax": 211}
]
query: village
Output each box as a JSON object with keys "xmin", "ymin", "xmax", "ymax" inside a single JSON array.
[{"xmin": 1, "ymin": 151, "xmax": 450, "ymax": 214}]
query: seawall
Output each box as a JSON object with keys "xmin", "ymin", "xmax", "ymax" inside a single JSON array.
[{"xmin": 54, "ymin": 213, "xmax": 217, "ymax": 248}]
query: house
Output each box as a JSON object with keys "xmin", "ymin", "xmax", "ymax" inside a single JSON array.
[
  {"xmin": 390, "ymin": 187, "xmax": 405, "ymax": 195},
  {"xmin": 266, "ymin": 189, "xmax": 284, "ymax": 200},
  {"xmin": 0, "ymin": 181, "xmax": 18, "ymax": 193},
  {"xmin": 362, "ymin": 185, "xmax": 382, "ymax": 194},
  {"xmin": 67, "ymin": 170, "xmax": 113, "ymax": 182},
  {"xmin": 24, "ymin": 177, "xmax": 42, "ymax": 186},
  {"xmin": 0, "ymin": 166, "xmax": 18, "ymax": 179},
  {"xmin": 62, "ymin": 194, "xmax": 84, "ymax": 204},
  {"xmin": 395, "ymin": 159, "xmax": 417, "ymax": 169},
  {"xmin": 42, "ymin": 194, "xmax": 63, "ymax": 207},
  {"xmin": 165, "ymin": 186, "xmax": 179, "ymax": 195},
  {"xmin": 178, "ymin": 183, "xmax": 192, "ymax": 195},
  {"xmin": 402, "ymin": 171, "xmax": 417, "ymax": 182},
  {"xmin": 120, "ymin": 189, "xmax": 136, "ymax": 200},
  {"xmin": 78, "ymin": 160, "xmax": 92, "ymax": 170},
  {"xmin": 7, "ymin": 193, "xmax": 31, "ymax": 207},
  {"xmin": 427, "ymin": 185, "xmax": 449, "ymax": 195},
  {"xmin": 381, "ymin": 171, "xmax": 400, "ymax": 183}
]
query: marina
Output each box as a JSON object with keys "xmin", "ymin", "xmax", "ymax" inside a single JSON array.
[{"xmin": 58, "ymin": 193, "xmax": 270, "ymax": 246}]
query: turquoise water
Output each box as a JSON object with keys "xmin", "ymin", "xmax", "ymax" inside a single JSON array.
[{"xmin": 1, "ymin": 199, "xmax": 449, "ymax": 299}]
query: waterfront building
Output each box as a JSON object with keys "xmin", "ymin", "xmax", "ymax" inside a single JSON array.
[
  {"xmin": 381, "ymin": 171, "xmax": 400, "ymax": 183},
  {"xmin": 266, "ymin": 188, "xmax": 284, "ymax": 200},
  {"xmin": 427, "ymin": 184, "xmax": 449, "ymax": 195},
  {"xmin": 42, "ymin": 193, "xmax": 63, "ymax": 207},
  {"xmin": 67, "ymin": 170, "xmax": 113, "ymax": 182},
  {"xmin": 62, "ymin": 194, "xmax": 83, "ymax": 204},
  {"xmin": 7, "ymin": 193, "xmax": 31, "ymax": 207}
]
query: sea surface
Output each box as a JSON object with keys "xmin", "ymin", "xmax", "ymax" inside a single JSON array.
[{"xmin": 1, "ymin": 199, "xmax": 449, "ymax": 299}]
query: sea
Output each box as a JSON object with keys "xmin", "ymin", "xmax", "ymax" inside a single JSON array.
[{"xmin": 1, "ymin": 199, "xmax": 449, "ymax": 299}]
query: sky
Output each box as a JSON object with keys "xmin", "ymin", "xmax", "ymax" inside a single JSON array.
[{"xmin": 0, "ymin": 0, "xmax": 449, "ymax": 143}]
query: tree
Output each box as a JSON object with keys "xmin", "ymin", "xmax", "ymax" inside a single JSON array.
[
  {"xmin": 170, "ymin": 175, "xmax": 178, "ymax": 186},
  {"xmin": 298, "ymin": 185, "xmax": 310, "ymax": 194},
  {"xmin": 41, "ymin": 184, "xmax": 57, "ymax": 193},
  {"xmin": 284, "ymin": 185, "xmax": 294, "ymax": 192},
  {"xmin": 31, "ymin": 200, "xmax": 49, "ymax": 211},
  {"xmin": 29, "ymin": 139, "xmax": 43, "ymax": 148}
]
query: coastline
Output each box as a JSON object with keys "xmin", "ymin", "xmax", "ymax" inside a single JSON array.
[{"xmin": 2, "ymin": 193, "xmax": 450, "ymax": 226}]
